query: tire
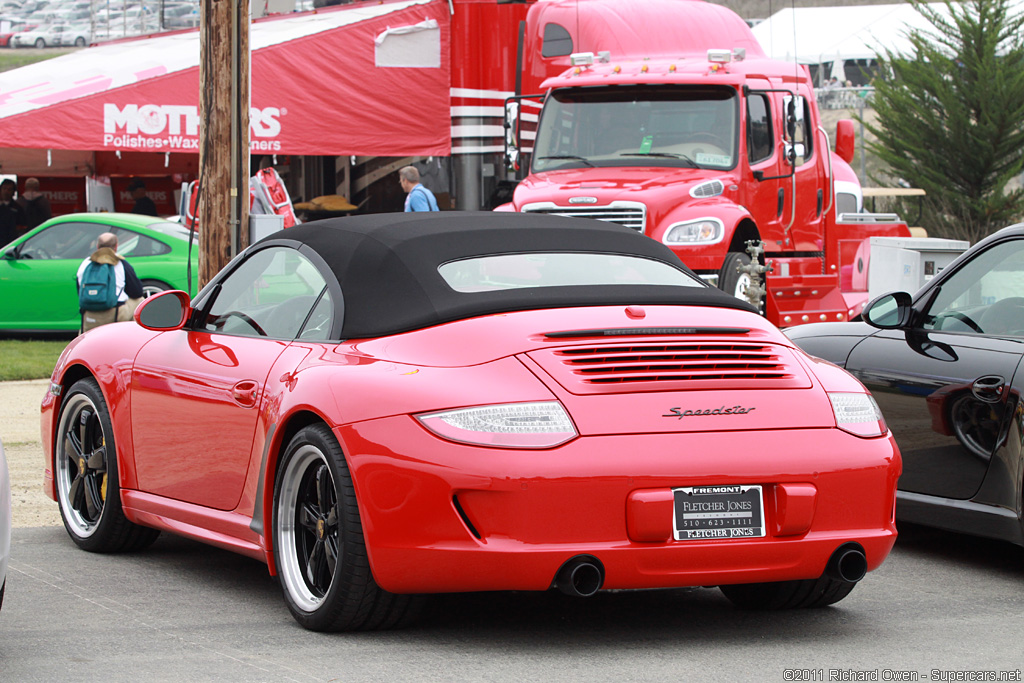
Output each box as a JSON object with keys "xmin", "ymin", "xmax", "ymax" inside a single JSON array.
[
  {"xmin": 719, "ymin": 575, "xmax": 856, "ymax": 610},
  {"xmin": 54, "ymin": 378, "xmax": 160, "ymax": 553},
  {"xmin": 140, "ymin": 279, "xmax": 171, "ymax": 298},
  {"xmin": 74, "ymin": 37, "xmax": 86, "ymax": 47},
  {"xmin": 272, "ymin": 424, "xmax": 423, "ymax": 631},
  {"xmin": 34, "ymin": 38, "xmax": 44, "ymax": 48},
  {"xmin": 718, "ymin": 251, "xmax": 753, "ymax": 301}
]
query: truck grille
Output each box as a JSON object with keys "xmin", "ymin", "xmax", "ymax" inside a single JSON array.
[
  {"xmin": 521, "ymin": 201, "xmax": 647, "ymax": 232},
  {"xmin": 528, "ymin": 342, "xmax": 810, "ymax": 394}
]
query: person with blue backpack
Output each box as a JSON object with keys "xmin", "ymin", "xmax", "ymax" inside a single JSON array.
[
  {"xmin": 76, "ymin": 232, "xmax": 144, "ymax": 334},
  {"xmin": 399, "ymin": 166, "xmax": 439, "ymax": 212}
]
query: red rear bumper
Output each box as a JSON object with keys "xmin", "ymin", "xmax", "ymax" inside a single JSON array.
[{"xmin": 340, "ymin": 419, "xmax": 900, "ymax": 594}]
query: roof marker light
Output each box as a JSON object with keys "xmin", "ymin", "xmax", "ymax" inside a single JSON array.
[{"xmin": 707, "ymin": 48, "xmax": 732, "ymax": 64}]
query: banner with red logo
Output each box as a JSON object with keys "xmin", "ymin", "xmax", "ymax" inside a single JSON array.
[{"xmin": 0, "ymin": 0, "xmax": 451, "ymax": 159}]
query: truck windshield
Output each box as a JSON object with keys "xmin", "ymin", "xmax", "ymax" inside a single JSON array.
[{"xmin": 532, "ymin": 86, "xmax": 738, "ymax": 172}]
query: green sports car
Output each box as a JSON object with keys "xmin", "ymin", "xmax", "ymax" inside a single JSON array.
[{"xmin": 0, "ymin": 213, "xmax": 199, "ymax": 333}]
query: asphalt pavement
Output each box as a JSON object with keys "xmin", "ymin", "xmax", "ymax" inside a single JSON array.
[{"xmin": 1, "ymin": 522, "xmax": 1023, "ymax": 682}]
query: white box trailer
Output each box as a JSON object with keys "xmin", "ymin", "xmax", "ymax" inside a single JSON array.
[{"xmin": 867, "ymin": 236, "xmax": 969, "ymax": 299}]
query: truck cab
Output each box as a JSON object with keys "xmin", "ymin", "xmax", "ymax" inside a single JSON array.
[{"xmin": 502, "ymin": 0, "xmax": 909, "ymax": 326}]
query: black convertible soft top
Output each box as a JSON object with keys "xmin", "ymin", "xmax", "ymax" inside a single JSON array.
[{"xmin": 262, "ymin": 211, "xmax": 756, "ymax": 339}]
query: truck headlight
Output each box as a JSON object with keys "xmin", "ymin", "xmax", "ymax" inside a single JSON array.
[{"xmin": 663, "ymin": 218, "xmax": 724, "ymax": 245}]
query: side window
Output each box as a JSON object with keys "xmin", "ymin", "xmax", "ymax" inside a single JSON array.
[
  {"xmin": 298, "ymin": 290, "xmax": 335, "ymax": 341},
  {"xmin": 110, "ymin": 228, "xmax": 171, "ymax": 257},
  {"xmin": 197, "ymin": 246, "xmax": 329, "ymax": 340},
  {"xmin": 923, "ymin": 240, "xmax": 1024, "ymax": 336},
  {"xmin": 746, "ymin": 93, "xmax": 773, "ymax": 164},
  {"xmin": 541, "ymin": 23, "xmax": 572, "ymax": 58},
  {"xmin": 19, "ymin": 222, "xmax": 104, "ymax": 260}
]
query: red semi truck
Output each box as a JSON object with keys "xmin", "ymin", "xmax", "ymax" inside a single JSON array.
[{"xmin": 501, "ymin": 0, "xmax": 910, "ymax": 326}]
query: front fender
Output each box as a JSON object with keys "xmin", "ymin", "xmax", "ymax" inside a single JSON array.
[{"xmin": 42, "ymin": 323, "xmax": 161, "ymax": 500}]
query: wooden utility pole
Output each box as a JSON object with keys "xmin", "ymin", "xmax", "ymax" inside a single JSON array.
[{"xmin": 198, "ymin": 0, "xmax": 250, "ymax": 287}]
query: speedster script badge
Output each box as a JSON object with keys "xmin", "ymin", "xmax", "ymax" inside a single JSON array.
[{"xmin": 662, "ymin": 406, "xmax": 756, "ymax": 418}]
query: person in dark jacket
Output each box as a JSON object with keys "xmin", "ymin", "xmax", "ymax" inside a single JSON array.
[
  {"xmin": 0, "ymin": 178, "xmax": 26, "ymax": 245},
  {"xmin": 17, "ymin": 177, "xmax": 52, "ymax": 230},
  {"xmin": 128, "ymin": 178, "xmax": 159, "ymax": 216}
]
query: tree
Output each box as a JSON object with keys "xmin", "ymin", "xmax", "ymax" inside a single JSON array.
[{"xmin": 864, "ymin": 0, "xmax": 1024, "ymax": 242}]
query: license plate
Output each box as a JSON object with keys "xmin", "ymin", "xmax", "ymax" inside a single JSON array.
[{"xmin": 673, "ymin": 485, "xmax": 765, "ymax": 540}]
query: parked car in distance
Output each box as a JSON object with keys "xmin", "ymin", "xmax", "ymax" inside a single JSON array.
[
  {"xmin": 55, "ymin": 21, "xmax": 89, "ymax": 46},
  {"xmin": 787, "ymin": 222, "xmax": 1024, "ymax": 547},
  {"xmin": 41, "ymin": 212, "xmax": 901, "ymax": 631},
  {"xmin": 0, "ymin": 436, "xmax": 9, "ymax": 613},
  {"xmin": 11, "ymin": 21, "xmax": 60, "ymax": 46},
  {"xmin": 0, "ymin": 212, "xmax": 198, "ymax": 332},
  {"xmin": 0, "ymin": 20, "xmax": 32, "ymax": 46}
]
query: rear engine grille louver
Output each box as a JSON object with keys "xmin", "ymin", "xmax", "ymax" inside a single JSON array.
[{"xmin": 528, "ymin": 342, "xmax": 810, "ymax": 394}]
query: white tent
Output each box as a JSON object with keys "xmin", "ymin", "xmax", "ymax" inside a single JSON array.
[{"xmin": 748, "ymin": 2, "xmax": 1009, "ymax": 65}]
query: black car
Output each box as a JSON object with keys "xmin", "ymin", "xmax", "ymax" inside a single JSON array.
[{"xmin": 787, "ymin": 223, "xmax": 1024, "ymax": 546}]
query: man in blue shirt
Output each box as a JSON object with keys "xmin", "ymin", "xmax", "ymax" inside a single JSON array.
[{"xmin": 399, "ymin": 166, "xmax": 439, "ymax": 212}]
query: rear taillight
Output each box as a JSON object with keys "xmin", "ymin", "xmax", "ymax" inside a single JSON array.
[
  {"xmin": 828, "ymin": 392, "xmax": 887, "ymax": 438},
  {"xmin": 416, "ymin": 401, "xmax": 578, "ymax": 448}
]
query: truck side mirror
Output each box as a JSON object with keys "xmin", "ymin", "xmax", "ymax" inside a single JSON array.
[
  {"xmin": 783, "ymin": 95, "xmax": 804, "ymax": 141},
  {"xmin": 835, "ymin": 119, "xmax": 855, "ymax": 164},
  {"xmin": 504, "ymin": 99, "xmax": 521, "ymax": 170},
  {"xmin": 784, "ymin": 142, "xmax": 805, "ymax": 166}
]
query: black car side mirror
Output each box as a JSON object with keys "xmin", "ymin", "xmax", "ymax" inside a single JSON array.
[{"xmin": 863, "ymin": 292, "xmax": 913, "ymax": 329}]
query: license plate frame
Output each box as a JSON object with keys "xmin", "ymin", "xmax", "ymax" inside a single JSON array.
[{"xmin": 672, "ymin": 484, "xmax": 765, "ymax": 541}]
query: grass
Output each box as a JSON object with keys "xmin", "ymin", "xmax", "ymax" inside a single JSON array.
[
  {"xmin": 0, "ymin": 47, "xmax": 75, "ymax": 73},
  {"xmin": 0, "ymin": 339, "xmax": 70, "ymax": 381}
]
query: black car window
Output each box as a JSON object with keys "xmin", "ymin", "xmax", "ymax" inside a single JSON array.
[
  {"xmin": 197, "ymin": 246, "xmax": 328, "ymax": 340},
  {"xmin": 923, "ymin": 239, "xmax": 1024, "ymax": 336},
  {"xmin": 18, "ymin": 222, "xmax": 106, "ymax": 260}
]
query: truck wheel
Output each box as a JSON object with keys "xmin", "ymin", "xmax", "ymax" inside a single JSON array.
[{"xmin": 719, "ymin": 251, "xmax": 752, "ymax": 300}]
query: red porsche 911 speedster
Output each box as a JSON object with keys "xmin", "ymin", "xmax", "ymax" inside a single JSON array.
[{"xmin": 40, "ymin": 212, "xmax": 900, "ymax": 631}]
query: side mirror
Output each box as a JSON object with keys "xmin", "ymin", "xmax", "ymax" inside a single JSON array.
[
  {"xmin": 783, "ymin": 94, "xmax": 805, "ymax": 141},
  {"xmin": 135, "ymin": 290, "xmax": 192, "ymax": 331},
  {"xmin": 863, "ymin": 291, "xmax": 913, "ymax": 329},
  {"xmin": 784, "ymin": 141, "xmax": 805, "ymax": 166},
  {"xmin": 835, "ymin": 119, "xmax": 855, "ymax": 164}
]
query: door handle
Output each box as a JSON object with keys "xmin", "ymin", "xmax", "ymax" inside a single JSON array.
[
  {"xmin": 971, "ymin": 375, "xmax": 1005, "ymax": 404},
  {"xmin": 231, "ymin": 380, "xmax": 260, "ymax": 407}
]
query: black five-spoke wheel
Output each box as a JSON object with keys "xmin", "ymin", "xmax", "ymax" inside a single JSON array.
[
  {"xmin": 273, "ymin": 424, "xmax": 423, "ymax": 631},
  {"xmin": 54, "ymin": 378, "xmax": 159, "ymax": 552}
]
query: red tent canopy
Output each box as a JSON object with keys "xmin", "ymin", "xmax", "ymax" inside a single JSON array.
[{"xmin": 0, "ymin": 0, "xmax": 451, "ymax": 175}]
